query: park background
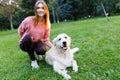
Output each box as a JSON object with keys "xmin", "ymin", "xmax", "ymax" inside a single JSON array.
[{"xmin": 0, "ymin": 0, "xmax": 120, "ymax": 31}]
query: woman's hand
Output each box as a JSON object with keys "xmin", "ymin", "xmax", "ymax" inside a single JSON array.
[
  {"xmin": 19, "ymin": 39, "xmax": 22, "ymax": 44},
  {"xmin": 31, "ymin": 36, "xmax": 34, "ymax": 42}
]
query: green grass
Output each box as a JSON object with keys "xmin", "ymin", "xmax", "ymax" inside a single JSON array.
[{"xmin": 0, "ymin": 16, "xmax": 120, "ymax": 80}]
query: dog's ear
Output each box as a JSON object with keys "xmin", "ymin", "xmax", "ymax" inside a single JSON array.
[
  {"xmin": 69, "ymin": 36, "xmax": 71, "ymax": 42},
  {"xmin": 65, "ymin": 34, "xmax": 71, "ymax": 42},
  {"xmin": 53, "ymin": 38, "xmax": 56, "ymax": 46},
  {"xmin": 65, "ymin": 34, "xmax": 71, "ymax": 47}
]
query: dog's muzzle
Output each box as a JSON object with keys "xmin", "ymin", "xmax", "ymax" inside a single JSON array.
[{"xmin": 61, "ymin": 41, "xmax": 68, "ymax": 50}]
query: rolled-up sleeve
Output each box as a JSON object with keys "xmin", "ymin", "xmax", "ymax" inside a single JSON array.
[{"xmin": 18, "ymin": 19, "xmax": 27, "ymax": 38}]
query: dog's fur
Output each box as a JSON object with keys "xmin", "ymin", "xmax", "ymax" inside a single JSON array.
[{"xmin": 45, "ymin": 33, "xmax": 79, "ymax": 79}]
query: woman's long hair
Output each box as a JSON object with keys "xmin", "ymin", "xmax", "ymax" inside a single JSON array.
[{"xmin": 34, "ymin": 0, "xmax": 50, "ymax": 29}]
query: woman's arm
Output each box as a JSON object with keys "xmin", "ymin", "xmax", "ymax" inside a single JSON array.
[{"xmin": 44, "ymin": 28, "xmax": 53, "ymax": 48}]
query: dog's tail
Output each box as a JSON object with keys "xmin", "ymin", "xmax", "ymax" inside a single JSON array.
[{"xmin": 70, "ymin": 47, "xmax": 79, "ymax": 54}]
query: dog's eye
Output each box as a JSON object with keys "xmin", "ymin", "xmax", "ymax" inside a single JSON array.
[
  {"xmin": 58, "ymin": 38, "xmax": 61, "ymax": 41},
  {"xmin": 65, "ymin": 36, "xmax": 67, "ymax": 39}
]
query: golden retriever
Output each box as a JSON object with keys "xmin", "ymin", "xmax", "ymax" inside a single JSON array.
[{"xmin": 45, "ymin": 33, "xmax": 79, "ymax": 79}]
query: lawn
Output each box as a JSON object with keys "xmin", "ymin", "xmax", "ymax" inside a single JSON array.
[{"xmin": 0, "ymin": 15, "xmax": 120, "ymax": 80}]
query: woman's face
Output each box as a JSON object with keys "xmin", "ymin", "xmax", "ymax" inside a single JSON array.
[{"xmin": 36, "ymin": 3, "xmax": 45, "ymax": 16}]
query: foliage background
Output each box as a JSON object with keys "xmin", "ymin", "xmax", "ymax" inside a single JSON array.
[{"xmin": 0, "ymin": 0, "xmax": 120, "ymax": 30}]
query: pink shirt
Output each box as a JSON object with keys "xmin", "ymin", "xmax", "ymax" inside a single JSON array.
[{"xmin": 18, "ymin": 16, "xmax": 53, "ymax": 48}]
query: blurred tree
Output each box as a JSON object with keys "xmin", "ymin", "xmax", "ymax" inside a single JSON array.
[
  {"xmin": 19, "ymin": 0, "xmax": 37, "ymax": 19},
  {"xmin": 58, "ymin": 0, "xmax": 73, "ymax": 21},
  {"xmin": 116, "ymin": 2, "xmax": 120, "ymax": 12},
  {"xmin": 99, "ymin": 0, "xmax": 109, "ymax": 21},
  {"xmin": 47, "ymin": 0, "xmax": 59, "ymax": 23},
  {"xmin": 67, "ymin": 0, "xmax": 82, "ymax": 20},
  {"xmin": 0, "ymin": 0, "xmax": 21, "ymax": 31},
  {"xmin": 116, "ymin": 2, "xmax": 120, "ymax": 8}
]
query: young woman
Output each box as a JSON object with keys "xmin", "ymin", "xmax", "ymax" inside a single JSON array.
[{"xmin": 18, "ymin": 0, "xmax": 53, "ymax": 68}]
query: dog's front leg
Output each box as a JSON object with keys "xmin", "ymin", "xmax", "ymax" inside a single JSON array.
[
  {"xmin": 53, "ymin": 61, "xmax": 71, "ymax": 80},
  {"xmin": 72, "ymin": 60, "xmax": 78, "ymax": 72}
]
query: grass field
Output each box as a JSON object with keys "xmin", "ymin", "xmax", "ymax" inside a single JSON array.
[{"xmin": 0, "ymin": 16, "xmax": 120, "ymax": 80}]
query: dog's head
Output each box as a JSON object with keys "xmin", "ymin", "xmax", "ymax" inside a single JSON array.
[{"xmin": 53, "ymin": 33, "xmax": 71, "ymax": 50}]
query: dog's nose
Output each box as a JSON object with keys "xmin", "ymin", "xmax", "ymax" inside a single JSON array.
[{"xmin": 63, "ymin": 41, "xmax": 66, "ymax": 47}]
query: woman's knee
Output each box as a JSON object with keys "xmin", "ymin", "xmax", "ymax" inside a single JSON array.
[
  {"xmin": 19, "ymin": 34, "xmax": 33, "ymax": 51},
  {"xmin": 22, "ymin": 34, "xmax": 32, "ymax": 43}
]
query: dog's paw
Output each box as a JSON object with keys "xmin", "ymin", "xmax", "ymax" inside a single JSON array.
[
  {"xmin": 73, "ymin": 66, "xmax": 78, "ymax": 72},
  {"xmin": 62, "ymin": 69, "xmax": 68, "ymax": 73},
  {"xmin": 64, "ymin": 74, "xmax": 71, "ymax": 80},
  {"xmin": 31, "ymin": 60, "xmax": 39, "ymax": 69},
  {"xmin": 75, "ymin": 47, "xmax": 80, "ymax": 52},
  {"xmin": 72, "ymin": 60, "xmax": 78, "ymax": 72}
]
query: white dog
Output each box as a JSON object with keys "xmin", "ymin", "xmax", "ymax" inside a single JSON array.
[{"xmin": 45, "ymin": 33, "xmax": 79, "ymax": 80}]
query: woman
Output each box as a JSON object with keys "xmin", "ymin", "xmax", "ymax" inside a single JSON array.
[{"xmin": 18, "ymin": 0, "xmax": 53, "ymax": 68}]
